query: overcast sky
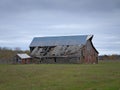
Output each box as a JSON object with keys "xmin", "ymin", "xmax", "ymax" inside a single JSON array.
[{"xmin": 0, "ymin": 0, "xmax": 120, "ymax": 55}]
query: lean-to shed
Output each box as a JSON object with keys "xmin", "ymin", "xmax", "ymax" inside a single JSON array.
[{"xmin": 16, "ymin": 53, "xmax": 31, "ymax": 64}]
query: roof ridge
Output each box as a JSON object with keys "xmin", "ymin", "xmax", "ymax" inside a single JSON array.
[{"xmin": 34, "ymin": 35, "xmax": 89, "ymax": 38}]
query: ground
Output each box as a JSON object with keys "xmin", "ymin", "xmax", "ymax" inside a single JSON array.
[{"xmin": 0, "ymin": 61, "xmax": 120, "ymax": 90}]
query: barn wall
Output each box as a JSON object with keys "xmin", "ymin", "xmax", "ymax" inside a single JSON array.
[
  {"xmin": 30, "ymin": 45, "xmax": 82, "ymax": 58},
  {"xmin": 30, "ymin": 41, "xmax": 98, "ymax": 64},
  {"xmin": 84, "ymin": 40, "xmax": 98, "ymax": 64},
  {"xmin": 34, "ymin": 57, "xmax": 81, "ymax": 64},
  {"xmin": 20, "ymin": 59, "xmax": 30, "ymax": 64}
]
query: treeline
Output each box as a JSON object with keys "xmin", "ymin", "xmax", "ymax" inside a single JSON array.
[
  {"xmin": 99, "ymin": 54, "xmax": 120, "ymax": 60},
  {"xmin": 0, "ymin": 47, "xmax": 30, "ymax": 64},
  {"xmin": 0, "ymin": 47, "xmax": 120, "ymax": 63}
]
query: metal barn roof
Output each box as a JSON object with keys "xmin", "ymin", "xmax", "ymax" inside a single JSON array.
[
  {"xmin": 17, "ymin": 53, "xmax": 31, "ymax": 59},
  {"xmin": 29, "ymin": 35, "xmax": 93, "ymax": 47}
]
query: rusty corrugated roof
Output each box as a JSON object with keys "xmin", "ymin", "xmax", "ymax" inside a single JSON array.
[{"xmin": 29, "ymin": 35, "xmax": 93, "ymax": 47}]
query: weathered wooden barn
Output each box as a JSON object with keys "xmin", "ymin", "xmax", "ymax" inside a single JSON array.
[
  {"xmin": 16, "ymin": 53, "xmax": 31, "ymax": 64},
  {"xmin": 29, "ymin": 35, "xmax": 99, "ymax": 64}
]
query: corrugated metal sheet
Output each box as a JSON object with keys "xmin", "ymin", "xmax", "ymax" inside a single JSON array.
[
  {"xmin": 17, "ymin": 54, "xmax": 31, "ymax": 59},
  {"xmin": 30, "ymin": 35, "xmax": 92, "ymax": 47}
]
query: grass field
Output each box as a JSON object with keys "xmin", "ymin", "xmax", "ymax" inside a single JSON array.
[{"xmin": 0, "ymin": 61, "xmax": 120, "ymax": 90}]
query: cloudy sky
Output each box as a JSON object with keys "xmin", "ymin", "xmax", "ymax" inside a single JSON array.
[{"xmin": 0, "ymin": 0, "xmax": 120, "ymax": 55}]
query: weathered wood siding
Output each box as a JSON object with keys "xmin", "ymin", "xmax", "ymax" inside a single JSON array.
[
  {"xmin": 34, "ymin": 57, "xmax": 81, "ymax": 64},
  {"xmin": 30, "ymin": 42, "xmax": 98, "ymax": 64},
  {"xmin": 84, "ymin": 40, "xmax": 98, "ymax": 64}
]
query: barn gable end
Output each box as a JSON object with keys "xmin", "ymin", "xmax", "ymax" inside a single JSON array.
[{"xmin": 29, "ymin": 35, "xmax": 98, "ymax": 64}]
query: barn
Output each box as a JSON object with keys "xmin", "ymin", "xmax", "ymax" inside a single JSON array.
[
  {"xmin": 16, "ymin": 53, "xmax": 31, "ymax": 64},
  {"xmin": 29, "ymin": 35, "xmax": 99, "ymax": 64}
]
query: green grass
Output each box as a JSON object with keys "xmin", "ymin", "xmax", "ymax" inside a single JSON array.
[{"xmin": 0, "ymin": 61, "xmax": 120, "ymax": 90}]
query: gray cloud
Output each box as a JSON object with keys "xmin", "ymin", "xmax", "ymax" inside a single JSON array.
[
  {"xmin": 0, "ymin": 0, "xmax": 120, "ymax": 54},
  {"xmin": 0, "ymin": 0, "xmax": 120, "ymax": 14}
]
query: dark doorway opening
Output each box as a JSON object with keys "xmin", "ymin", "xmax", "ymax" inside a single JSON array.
[{"xmin": 54, "ymin": 57, "xmax": 56, "ymax": 63}]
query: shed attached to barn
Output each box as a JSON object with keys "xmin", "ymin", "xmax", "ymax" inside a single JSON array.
[
  {"xmin": 29, "ymin": 35, "xmax": 99, "ymax": 64},
  {"xmin": 16, "ymin": 53, "xmax": 31, "ymax": 64}
]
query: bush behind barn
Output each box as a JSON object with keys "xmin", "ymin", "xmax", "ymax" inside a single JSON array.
[
  {"xmin": 99, "ymin": 54, "xmax": 120, "ymax": 61},
  {"xmin": 0, "ymin": 47, "xmax": 30, "ymax": 64}
]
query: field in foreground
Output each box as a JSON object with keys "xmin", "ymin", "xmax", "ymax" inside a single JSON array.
[{"xmin": 0, "ymin": 61, "xmax": 120, "ymax": 90}]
